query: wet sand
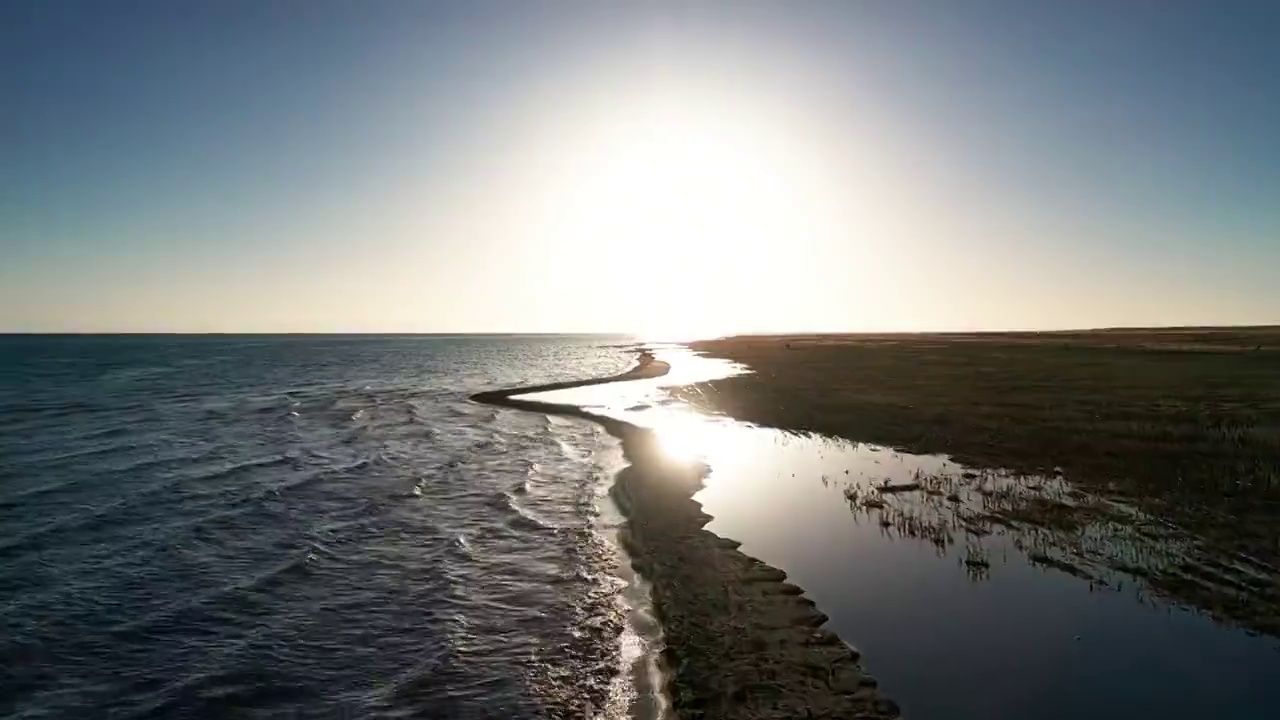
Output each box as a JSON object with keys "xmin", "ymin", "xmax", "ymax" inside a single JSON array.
[{"xmin": 471, "ymin": 352, "xmax": 900, "ymax": 719}]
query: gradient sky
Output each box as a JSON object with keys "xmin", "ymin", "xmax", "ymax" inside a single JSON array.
[{"xmin": 4, "ymin": 0, "xmax": 1278, "ymax": 334}]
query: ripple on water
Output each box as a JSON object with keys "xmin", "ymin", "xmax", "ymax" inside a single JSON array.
[{"xmin": 0, "ymin": 335, "xmax": 645, "ymax": 718}]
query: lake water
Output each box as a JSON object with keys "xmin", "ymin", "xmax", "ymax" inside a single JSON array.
[
  {"xmin": 5, "ymin": 336, "xmax": 1277, "ymax": 719},
  {"xmin": 0, "ymin": 335, "xmax": 665, "ymax": 719},
  {"xmin": 531, "ymin": 345, "xmax": 1280, "ymax": 720}
]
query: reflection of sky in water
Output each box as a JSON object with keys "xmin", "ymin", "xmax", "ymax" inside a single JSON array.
[{"xmin": 525, "ymin": 347, "xmax": 1280, "ymax": 720}]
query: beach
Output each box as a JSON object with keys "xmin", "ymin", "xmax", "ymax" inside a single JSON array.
[{"xmin": 472, "ymin": 352, "xmax": 901, "ymax": 719}]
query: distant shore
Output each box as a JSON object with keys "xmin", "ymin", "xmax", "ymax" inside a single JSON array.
[
  {"xmin": 471, "ymin": 352, "xmax": 900, "ymax": 719},
  {"xmin": 681, "ymin": 329, "xmax": 1280, "ymax": 636}
]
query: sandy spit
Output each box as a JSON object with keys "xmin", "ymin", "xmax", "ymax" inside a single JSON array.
[{"xmin": 472, "ymin": 352, "xmax": 901, "ymax": 719}]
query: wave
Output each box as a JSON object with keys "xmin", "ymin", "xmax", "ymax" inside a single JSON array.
[
  {"xmin": 557, "ymin": 439, "xmax": 582, "ymax": 461},
  {"xmin": 482, "ymin": 488, "xmax": 557, "ymax": 534},
  {"xmin": 175, "ymin": 453, "xmax": 299, "ymax": 491},
  {"xmin": 6, "ymin": 439, "xmax": 158, "ymax": 469},
  {"xmin": 0, "ymin": 478, "xmax": 77, "ymax": 509},
  {"xmin": 0, "ymin": 452, "xmax": 309, "ymax": 561},
  {"xmin": 65, "ymin": 423, "xmax": 135, "ymax": 442},
  {"xmin": 2, "ymin": 336, "xmax": 642, "ymax": 719},
  {"xmin": 118, "ymin": 667, "xmax": 315, "ymax": 719},
  {"xmin": 0, "ymin": 399, "xmax": 100, "ymax": 420}
]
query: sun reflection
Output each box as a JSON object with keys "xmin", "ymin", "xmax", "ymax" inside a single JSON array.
[
  {"xmin": 519, "ymin": 344, "xmax": 754, "ymax": 472},
  {"xmin": 637, "ymin": 406, "xmax": 735, "ymax": 466},
  {"xmin": 653, "ymin": 416, "xmax": 708, "ymax": 464}
]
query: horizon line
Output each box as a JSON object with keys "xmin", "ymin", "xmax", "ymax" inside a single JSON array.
[{"xmin": 2, "ymin": 324, "xmax": 1278, "ymax": 338}]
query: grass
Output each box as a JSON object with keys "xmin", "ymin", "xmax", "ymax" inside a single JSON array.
[{"xmin": 679, "ymin": 328, "xmax": 1280, "ymax": 608}]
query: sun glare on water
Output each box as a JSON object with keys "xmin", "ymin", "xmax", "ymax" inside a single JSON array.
[{"xmin": 639, "ymin": 406, "xmax": 732, "ymax": 465}]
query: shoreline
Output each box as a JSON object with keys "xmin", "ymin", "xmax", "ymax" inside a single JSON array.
[
  {"xmin": 682, "ymin": 332, "xmax": 1280, "ymax": 637},
  {"xmin": 471, "ymin": 352, "xmax": 900, "ymax": 719}
]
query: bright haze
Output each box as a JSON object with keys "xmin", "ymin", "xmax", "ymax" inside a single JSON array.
[{"xmin": 4, "ymin": 1, "xmax": 1278, "ymax": 335}]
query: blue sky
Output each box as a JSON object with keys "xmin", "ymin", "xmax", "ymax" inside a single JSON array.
[{"xmin": 3, "ymin": 0, "xmax": 1278, "ymax": 333}]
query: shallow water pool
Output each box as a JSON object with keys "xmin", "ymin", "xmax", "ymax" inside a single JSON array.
[{"xmin": 531, "ymin": 345, "xmax": 1280, "ymax": 720}]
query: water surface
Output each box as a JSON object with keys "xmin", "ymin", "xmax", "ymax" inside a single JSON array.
[
  {"xmin": 8, "ymin": 336, "xmax": 1276, "ymax": 719},
  {"xmin": 532, "ymin": 345, "xmax": 1280, "ymax": 720},
  {"xmin": 0, "ymin": 335, "xmax": 663, "ymax": 719}
]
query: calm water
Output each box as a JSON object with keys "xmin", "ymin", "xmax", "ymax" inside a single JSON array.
[
  {"xmin": 0, "ymin": 335, "xmax": 667, "ymax": 719},
  {"xmin": 533, "ymin": 346, "xmax": 1280, "ymax": 720}
]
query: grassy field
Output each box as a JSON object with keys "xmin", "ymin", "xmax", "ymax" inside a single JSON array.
[{"xmin": 680, "ymin": 327, "xmax": 1280, "ymax": 631}]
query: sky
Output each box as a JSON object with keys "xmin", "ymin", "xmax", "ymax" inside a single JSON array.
[{"xmin": 3, "ymin": 0, "xmax": 1278, "ymax": 334}]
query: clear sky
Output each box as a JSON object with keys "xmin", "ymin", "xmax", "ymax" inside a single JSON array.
[{"xmin": 3, "ymin": 0, "xmax": 1278, "ymax": 334}]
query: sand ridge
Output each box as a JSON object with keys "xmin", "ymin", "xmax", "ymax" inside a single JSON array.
[{"xmin": 472, "ymin": 351, "xmax": 901, "ymax": 719}]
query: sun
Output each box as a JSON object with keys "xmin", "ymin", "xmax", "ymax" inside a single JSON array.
[
  {"xmin": 522, "ymin": 88, "xmax": 842, "ymax": 336},
  {"xmin": 509, "ymin": 82, "xmax": 849, "ymax": 335}
]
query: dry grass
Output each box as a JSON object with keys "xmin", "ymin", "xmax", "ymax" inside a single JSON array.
[{"xmin": 681, "ymin": 328, "xmax": 1280, "ymax": 572}]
